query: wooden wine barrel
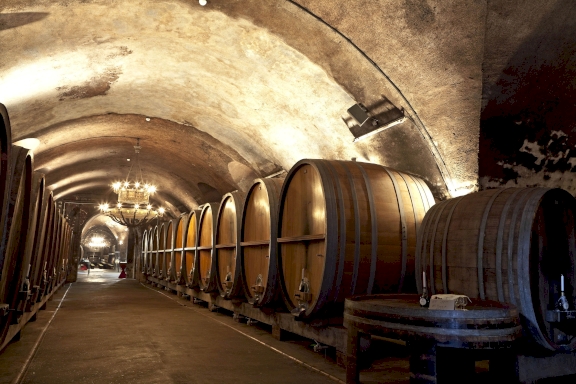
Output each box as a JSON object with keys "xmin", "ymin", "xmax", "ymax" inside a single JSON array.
[
  {"xmin": 157, "ymin": 222, "xmax": 167, "ymax": 279},
  {"xmin": 240, "ymin": 178, "xmax": 284, "ymax": 306},
  {"xmin": 37, "ymin": 196, "xmax": 55, "ymax": 302},
  {"xmin": 0, "ymin": 146, "xmax": 34, "ymax": 333},
  {"xmin": 196, "ymin": 202, "xmax": 220, "ymax": 292},
  {"xmin": 163, "ymin": 221, "xmax": 174, "ymax": 280},
  {"xmin": 54, "ymin": 218, "xmax": 70, "ymax": 285},
  {"xmin": 141, "ymin": 229, "xmax": 149, "ymax": 274},
  {"xmin": 173, "ymin": 217, "xmax": 184, "ymax": 283},
  {"xmin": 215, "ymin": 191, "xmax": 245, "ymax": 298},
  {"xmin": 23, "ymin": 173, "xmax": 46, "ymax": 310},
  {"xmin": 183, "ymin": 210, "xmax": 200, "ymax": 287},
  {"xmin": 45, "ymin": 212, "xmax": 62, "ymax": 294},
  {"xmin": 145, "ymin": 229, "xmax": 153, "ymax": 274},
  {"xmin": 150, "ymin": 226, "xmax": 159, "ymax": 276},
  {"xmin": 416, "ymin": 187, "xmax": 576, "ymax": 351},
  {"xmin": 0, "ymin": 104, "xmax": 12, "ymax": 238},
  {"xmin": 278, "ymin": 159, "xmax": 434, "ymax": 318},
  {"xmin": 58, "ymin": 222, "xmax": 72, "ymax": 283}
]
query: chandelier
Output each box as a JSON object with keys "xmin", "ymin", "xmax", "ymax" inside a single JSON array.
[
  {"xmin": 99, "ymin": 139, "xmax": 165, "ymax": 227},
  {"xmin": 87, "ymin": 236, "xmax": 108, "ymax": 248}
]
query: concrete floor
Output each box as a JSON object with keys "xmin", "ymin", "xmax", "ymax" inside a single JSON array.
[{"xmin": 0, "ymin": 269, "xmax": 412, "ymax": 384}]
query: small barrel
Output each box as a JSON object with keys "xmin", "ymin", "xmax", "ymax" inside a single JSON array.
[
  {"xmin": 240, "ymin": 178, "xmax": 284, "ymax": 306},
  {"xmin": 196, "ymin": 202, "xmax": 220, "ymax": 292},
  {"xmin": 416, "ymin": 187, "xmax": 576, "ymax": 351},
  {"xmin": 278, "ymin": 159, "xmax": 434, "ymax": 318},
  {"xmin": 183, "ymin": 210, "xmax": 200, "ymax": 287},
  {"xmin": 215, "ymin": 191, "xmax": 245, "ymax": 298}
]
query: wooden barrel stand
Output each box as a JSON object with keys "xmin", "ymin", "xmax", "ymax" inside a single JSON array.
[{"xmin": 344, "ymin": 294, "xmax": 522, "ymax": 384}]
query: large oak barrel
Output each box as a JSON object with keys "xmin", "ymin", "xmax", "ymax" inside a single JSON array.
[
  {"xmin": 163, "ymin": 221, "xmax": 174, "ymax": 281},
  {"xmin": 43, "ymin": 201, "xmax": 60, "ymax": 295},
  {"xmin": 150, "ymin": 226, "xmax": 159, "ymax": 276},
  {"xmin": 196, "ymin": 203, "xmax": 220, "ymax": 292},
  {"xmin": 416, "ymin": 187, "xmax": 576, "ymax": 351},
  {"xmin": 215, "ymin": 191, "xmax": 245, "ymax": 298},
  {"xmin": 0, "ymin": 104, "xmax": 12, "ymax": 238},
  {"xmin": 141, "ymin": 229, "xmax": 149, "ymax": 274},
  {"xmin": 183, "ymin": 210, "xmax": 200, "ymax": 288},
  {"xmin": 157, "ymin": 223, "xmax": 167, "ymax": 278},
  {"xmin": 240, "ymin": 178, "xmax": 284, "ymax": 306},
  {"xmin": 171, "ymin": 217, "xmax": 183, "ymax": 283},
  {"xmin": 0, "ymin": 146, "xmax": 34, "ymax": 328},
  {"xmin": 53, "ymin": 217, "xmax": 70, "ymax": 285},
  {"xmin": 57, "ymin": 221, "xmax": 71, "ymax": 283},
  {"xmin": 24, "ymin": 173, "xmax": 46, "ymax": 310},
  {"xmin": 278, "ymin": 159, "xmax": 434, "ymax": 318},
  {"xmin": 0, "ymin": 146, "xmax": 33, "ymax": 336},
  {"xmin": 37, "ymin": 196, "xmax": 55, "ymax": 301}
]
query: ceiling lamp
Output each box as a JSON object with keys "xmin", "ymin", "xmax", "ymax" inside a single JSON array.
[
  {"xmin": 99, "ymin": 139, "xmax": 165, "ymax": 227},
  {"xmin": 87, "ymin": 236, "xmax": 108, "ymax": 248}
]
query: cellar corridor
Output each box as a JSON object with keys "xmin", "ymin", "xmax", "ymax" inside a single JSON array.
[
  {"xmin": 0, "ymin": 270, "xmax": 350, "ymax": 384},
  {"xmin": 2, "ymin": 1, "xmax": 576, "ymax": 383}
]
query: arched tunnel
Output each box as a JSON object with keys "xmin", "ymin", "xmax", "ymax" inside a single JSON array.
[{"xmin": 1, "ymin": 1, "xmax": 576, "ymax": 383}]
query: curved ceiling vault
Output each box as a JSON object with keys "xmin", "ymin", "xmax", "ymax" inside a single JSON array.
[{"xmin": 0, "ymin": 0, "xmax": 484, "ymax": 227}]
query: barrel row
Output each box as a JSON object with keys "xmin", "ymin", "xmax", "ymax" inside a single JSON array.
[
  {"xmin": 0, "ymin": 105, "xmax": 73, "ymax": 348},
  {"xmin": 140, "ymin": 159, "xmax": 435, "ymax": 316}
]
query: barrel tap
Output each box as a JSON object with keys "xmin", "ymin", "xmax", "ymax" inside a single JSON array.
[
  {"xmin": 557, "ymin": 274, "xmax": 570, "ymax": 311},
  {"xmin": 292, "ymin": 268, "xmax": 311, "ymax": 317},
  {"xmin": 187, "ymin": 268, "xmax": 195, "ymax": 288},
  {"xmin": 224, "ymin": 265, "xmax": 233, "ymax": 293},
  {"xmin": 252, "ymin": 274, "xmax": 265, "ymax": 302},
  {"xmin": 21, "ymin": 264, "xmax": 32, "ymax": 299}
]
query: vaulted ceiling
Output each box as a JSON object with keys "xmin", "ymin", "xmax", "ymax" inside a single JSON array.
[{"xmin": 1, "ymin": 0, "xmax": 575, "ymax": 219}]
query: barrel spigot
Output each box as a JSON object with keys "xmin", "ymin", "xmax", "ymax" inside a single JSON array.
[
  {"xmin": 224, "ymin": 267, "xmax": 233, "ymax": 291},
  {"xmin": 252, "ymin": 274, "xmax": 265, "ymax": 301},
  {"xmin": 557, "ymin": 274, "xmax": 570, "ymax": 311},
  {"xmin": 313, "ymin": 340, "xmax": 329, "ymax": 353},
  {"xmin": 292, "ymin": 268, "xmax": 311, "ymax": 316}
]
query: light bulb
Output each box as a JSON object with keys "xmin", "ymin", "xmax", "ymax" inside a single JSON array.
[
  {"xmin": 147, "ymin": 204, "xmax": 152, "ymax": 210},
  {"xmin": 199, "ymin": 0, "xmax": 207, "ymax": 5}
]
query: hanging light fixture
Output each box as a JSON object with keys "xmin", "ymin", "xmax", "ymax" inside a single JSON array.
[{"xmin": 99, "ymin": 139, "xmax": 165, "ymax": 227}]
